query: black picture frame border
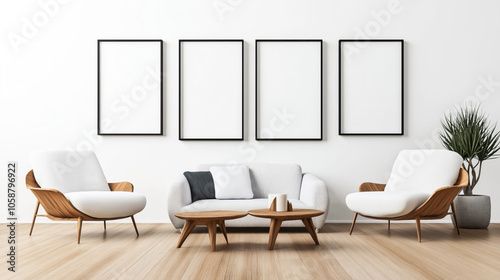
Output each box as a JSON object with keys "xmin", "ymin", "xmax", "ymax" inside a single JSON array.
[
  {"xmin": 178, "ymin": 39, "xmax": 245, "ymax": 141},
  {"xmin": 338, "ymin": 39, "xmax": 404, "ymax": 136},
  {"xmin": 255, "ymin": 39, "xmax": 323, "ymax": 141},
  {"xmin": 97, "ymin": 39, "xmax": 164, "ymax": 136}
]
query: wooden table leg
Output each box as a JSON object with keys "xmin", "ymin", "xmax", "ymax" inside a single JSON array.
[
  {"xmin": 218, "ymin": 220, "xmax": 228, "ymax": 244},
  {"xmin": 268, "ymin": 218, "xmax": 283, "ymax": 250},
  {"xmin": 207, "ymin": 221, "xmax": 218, "ymax": 251},
  {"xmin": 302, "ymin": 218, "xmax": 319, "ymax": 245},
  {"xmin": 177, "ymin": 220, "xmax": 197, "ymax": 248}
]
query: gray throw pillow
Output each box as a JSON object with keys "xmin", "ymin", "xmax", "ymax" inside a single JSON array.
[{"xmin": 183, "ymin": 171, "xmax": 215, "ymax": 202}]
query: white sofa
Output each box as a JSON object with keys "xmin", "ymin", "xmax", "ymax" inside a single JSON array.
[{"xmin": 167, "ymin": 163, "xmax": 329, "ymax": 230}]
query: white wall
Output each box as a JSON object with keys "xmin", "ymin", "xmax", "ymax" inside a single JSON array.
[{"xmin": 1, "ymin": 0, "xmax": 500, "ymax": 223}]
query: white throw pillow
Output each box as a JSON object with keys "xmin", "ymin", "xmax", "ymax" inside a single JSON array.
[{"xmin": 210, "ymin": 165, "xmax": 253, "ymax": 199}]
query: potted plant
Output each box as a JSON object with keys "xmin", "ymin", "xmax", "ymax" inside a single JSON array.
[{"xmin": 439, "ymin": 105, "xmax": 500, "ymax": 228}]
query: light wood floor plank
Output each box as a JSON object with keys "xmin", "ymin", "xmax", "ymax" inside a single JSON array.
[{"xmin": 4, "ymin": 223, "xmax": 500, "ymax": 280}]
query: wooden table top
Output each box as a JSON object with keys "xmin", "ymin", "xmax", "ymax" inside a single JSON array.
[
  {"xmin": 175, "ymin": 211, "xmax": 248, "ymax": 220},
  {"xmin": 248, "ymin": 209, "xmax": 324, "ymax": 220}
]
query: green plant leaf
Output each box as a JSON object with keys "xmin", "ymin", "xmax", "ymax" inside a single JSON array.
[{"xmin": 439, "ymin": 104, "xmax": 500, "ymax": 194}]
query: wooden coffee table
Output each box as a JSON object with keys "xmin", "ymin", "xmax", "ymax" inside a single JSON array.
[
  {"xmin": 175, "ymin": 211, "xmax": 247, "ymax": 251},
  {"xmin": 248, "ymin": 209, "xmax": 324, "ymax": 250}
]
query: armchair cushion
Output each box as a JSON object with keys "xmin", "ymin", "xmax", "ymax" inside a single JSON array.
[
  {"xmin": 385, "ymin": 150, "xmax": 463, "ymax": 194},
  {"xmin": 346, "ymin": 191, "xmax": 430, "ymax": 218},
  {"xmin": 65, "ymin": 191, "xmax": 146, "ymax": 219},
  {"xmin": 30, "ymin": 150, "xmax": 110, "ymax": 193},
  {"xmin": 183, "ymin": 171, "xmax": 215, "ymax": 202}
]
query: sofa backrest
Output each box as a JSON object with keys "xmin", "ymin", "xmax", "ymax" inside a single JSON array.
[
  {"xmin": 385, "ymin": 150, "xmax": 463, "ymax": 194},
  {"xmin": 30, "ymin": 150, "xmax": 110, "ymax": 194},
  {"xmin": 198, "ymin": 163, "xmax": 303, "ymax": 199}
]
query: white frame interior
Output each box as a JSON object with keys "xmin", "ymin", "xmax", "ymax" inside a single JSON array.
[
  {"xmin": 339, "ymin": 40, "xmax": 403, "ymax": 135},
  {"xmin": 179, "ymin": 40, "xmax": 243, "ymax": 140},
  {"xmin": 98, "ymin": 40, "xmax": 163, "ymax": 135},
  {"xmin": 256, "ymin": 40, "xmax": 322, "ymax": 140}
]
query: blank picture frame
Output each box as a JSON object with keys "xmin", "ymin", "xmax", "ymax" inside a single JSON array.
[
  {"xmin": 98, "ymin": 39, "xmax": 163, "ymax": 135},
  {"xmin": 339, "ymin": 39, "xmax": 404, "ymax": 135},
  {"xmin": 256, "ymin": 40, "xmax": 323, "ymax": 140},
  {"xmin": 179, "ymin": 40, "xmax": 244, "ymax": 140}
]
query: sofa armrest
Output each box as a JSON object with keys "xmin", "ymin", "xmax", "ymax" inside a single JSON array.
[
  {"xmin": 167, "ymin": 175, "xmax": 192, "ymax": 229},
  {"xmin": 108, "ymin": 181, "xmax": 134, "ymax": 192},
  {"xmin": 359, "ymin": 182, "xmax": 386, "ymax": 192},
  {"xmin": 299, "ymin": 173, "xmax": 329, "ymax": 229}
]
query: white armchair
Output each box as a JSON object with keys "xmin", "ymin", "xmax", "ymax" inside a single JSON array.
[
  {"xmin": 346, "ymin": 150, "xmax": 468, "ymax": 242},
  {"xmin": 27, "ymin": 150, "xmax": 147, "ymax": 244}
]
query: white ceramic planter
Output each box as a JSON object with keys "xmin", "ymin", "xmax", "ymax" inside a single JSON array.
[{"xmin": 453, "ymin": 195, "xmax": 491, "ymax": 229}]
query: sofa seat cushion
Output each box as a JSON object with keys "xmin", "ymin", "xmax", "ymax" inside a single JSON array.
[
  {"xmin": 180, "ymin": 198, "xmax": 313, "ymax": 227},
  {"xmin": 346, "ymin": 191, "xmax": 430, "ymax": 218},
  {"xmin": 65, "ymin": 191, "xmax": 146, "ymax": 219}
]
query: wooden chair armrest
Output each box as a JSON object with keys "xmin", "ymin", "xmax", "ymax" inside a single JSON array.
[
  {"xmin": 26, "ymin": 170, "xmax": 41, "ymax": 189},
  {"xmin": 455, "ymin": 168, "xmax": 468, "ymax": 187},
  {"xmin": 29, "ymin": 188, "xmax": 83, "ymax": 218},
  {"xmin": 108, "ymin": 182, "xmax": 134, "ymax": 192},
  {"xmin": 408, "ymin": 169, "xmax": 467, "ymax": 218},
  {"xmin": 359, "ymin": 182, "xmax": 386, "ymax": 192},
  {"xmin": 410, "ymin": 186, "xmax": 464, "ymax": 218}
]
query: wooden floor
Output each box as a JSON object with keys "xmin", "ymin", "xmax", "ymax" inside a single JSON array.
[{"xmin": 4, "ymin": 222, "xmax": 500, "ymax": 279}]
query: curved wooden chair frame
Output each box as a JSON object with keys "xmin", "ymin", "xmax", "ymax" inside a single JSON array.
[
  {"xmin": 349, "ymin": 168, "xmax": 468, "ymax": 242},
  {"xmin": 26, "ymin": 170, "xmax": 139, "ymax": 244}
]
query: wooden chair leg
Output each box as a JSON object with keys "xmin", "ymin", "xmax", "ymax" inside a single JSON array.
[
  {"xmin": 131, "ymin": 216, "xmax": 139, "ymax": 237},
  {"xmin": 388, "ymin": 220, "xmax": 391, "ymax": 230},
  {"xmin": 29, "ymin": 201, "xmax": 40, "ymax": 236},
  {"xmin": 349, "ymin": 213, "xmax": 358, "ymax": 235},
  {"xmin": 77, "ymin": 217, "xmax": 83, "ymax": 244},
  {"xmin": 104, "ymin": 220, "xmax": 106, "ymax": 230},
  {"xmin": 415, "ymin": 217, "xmax": 421, "ymax": 243},
  {"xmin": 451, "ymin": 202, "xmax": 460, "ymax": 235}
]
